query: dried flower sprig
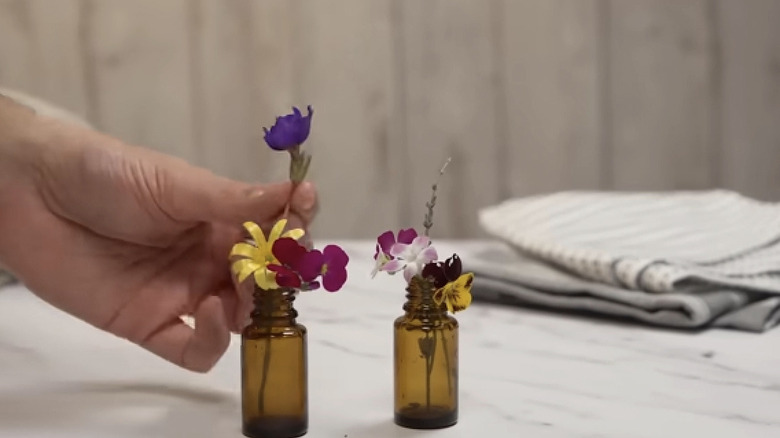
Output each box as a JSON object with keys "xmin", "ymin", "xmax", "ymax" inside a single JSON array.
[
  {"xmin": 423, "ymin": 157, "xmax": 451, "ymax": 236},
  {"xmin": 371, "ymin": 157, "xmax": 473, "ymax": 314}
]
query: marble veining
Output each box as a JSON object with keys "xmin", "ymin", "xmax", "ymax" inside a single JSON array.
[{"xmin": 0, "ymin": 240, "xmax": 779, "ymax": 438}]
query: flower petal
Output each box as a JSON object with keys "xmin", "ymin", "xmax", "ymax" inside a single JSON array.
[
  {"xmin": 232, "ymin": 259, "xmax": 262, "ymax": 283},
  {"xmin": 323, "ymin": 268, "xmax": 347, "ymax": 292},
  {"xmin": 243, "ymin": 222, "xmax": 267, "ymax": 248},
  {"xmin": 229, "ymin": 242, "xmax": 262, "ymax": 260},
  {"xmin": 444, "ymin": 254, "xmax": 462, "ymax": 281},
  {"xmin": 323, "ymin": 245, "xmax": 349, "ymax": 270},
  {"xmin": 422, "ymin": 262, "xmax": 447, "ymax": 289},
  {"xmin": 446, "ymin": 273, "xmax": 474, "ymax": 313},
  {"xmin": 299, "ymin": 249, "xmax": 324, "ymax": 282},
  {"xmin": 381, "ymin": 259, "xmax": 404, "ymax": 273},
  {"xmin": 272, "ymin": 237, "xmax": 308, "ymax": 268},
  {"xmin": 282, "ymin": 228, "xmax": 305, "ymax": 240},
  {"xmin": 254, "ymin": 268, "xmax": 278, "ymax": 290},
  {"xmin": 377, "ymin": 231, "xmax": 396, "ymax": 254},
  {"xmin": 420, "ymin": 246, "xmax": 438, "ymax": 263},
  {"xmin": 410, "ymin": 236, "xmax": 431, "ymax": 251},
  {"xmin": 389, "ymin": 242, "xmax": 409, "ymax": 258},
  {"xmin": 268, "ymin": 264, "xmax": 302, "ymax": 288},
  {"xmin": 397, "ymin": 228, "xmax": 418, "ymax": 244},
  {"xmin": 268, "ymin": 219, "xmax": 288, "ymax": 243}
]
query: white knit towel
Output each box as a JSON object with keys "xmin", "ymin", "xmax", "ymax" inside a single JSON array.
[{"xmin": 479, "ymin": 190, "xmax": 780, "ymax": 295}]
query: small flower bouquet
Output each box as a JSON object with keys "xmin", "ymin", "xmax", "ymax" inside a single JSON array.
[
  {"xmin": 371, "ymin": 159, "xmax": 473, "ymax": 429},
  {"xmin": 230, "ymin": 106, "xmax": 348, "ymax": 438}
]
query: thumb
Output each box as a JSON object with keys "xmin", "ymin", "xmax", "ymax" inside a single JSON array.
[{"xmin": 161, "ymin": 163, "xmax": 294, "ymax": 225}]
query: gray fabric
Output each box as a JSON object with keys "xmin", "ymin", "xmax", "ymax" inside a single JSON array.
[
  {"xmin": 467, "ymin": 245, "xmax": 780, "ymax": 332},
  {"xmin": 0, "ymin": 271, "xmax": 14, "ymax": 289}
]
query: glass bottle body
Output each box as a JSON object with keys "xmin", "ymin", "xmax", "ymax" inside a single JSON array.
[
  {"xmin": 242, "ymin": 287, "xmax": 308, "ymax": 438},
  {"xmin": 394, "ymin": 280, "xmax": 459, "ymax": 429}
]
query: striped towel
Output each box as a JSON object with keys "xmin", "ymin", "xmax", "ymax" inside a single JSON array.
[{"xmin": 470, "ymin": 190, "xmax": 780, "ymax": 332}]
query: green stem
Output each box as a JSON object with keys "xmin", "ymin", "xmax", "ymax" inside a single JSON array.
[
  {"xmin": 257, "ymin": 296, "xmax": 272, "ymax": 413},
  {"xmin": 424, "ymin": 330, "xmax": 436, "ymax": 411},
  {"xmin": 440, "ymin": 330, "xmax": 452, "ymax": 395}
]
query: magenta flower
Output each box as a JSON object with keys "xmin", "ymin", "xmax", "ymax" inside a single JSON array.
[
  {"xmin": 383, "ymin": 236, "xmax": 438, "ymax": 282},
  {"xmin": 371, "ymin": 228, "xmax": 418, "ymax": 277},
  {"xmin": 299, "ymin": 245, "xmax": 350, "ymax": 292},
  {"xmin": 263, "ymin": 106, "xmax": 314, "ymax": 151}
]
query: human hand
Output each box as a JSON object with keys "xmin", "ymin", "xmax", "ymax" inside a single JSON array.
[{"xmin": 0, "ymin": 102, "xmax": 317, "ymax": 372}]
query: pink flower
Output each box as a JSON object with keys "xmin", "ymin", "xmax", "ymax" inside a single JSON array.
[
  {"xmin": 371, "ymin": 228, "xmax": 418, "ymax": 277},
  {"xmin": 383, "ymin": 236, "xmax": 438, "ymax": 282}
]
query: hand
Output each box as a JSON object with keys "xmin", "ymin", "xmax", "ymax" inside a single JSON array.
[{"xmin": 0, "ymin": 101, "xmax": 318, "ymax": 372}]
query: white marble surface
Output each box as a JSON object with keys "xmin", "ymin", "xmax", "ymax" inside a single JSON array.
[{"xmin": 1, "ymin": 240, "xmax": 779, "ymax": 438}]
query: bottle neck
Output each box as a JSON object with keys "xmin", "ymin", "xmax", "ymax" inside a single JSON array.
[
  {"xmin": 403, "ymin": 276, "xmax": 446, "ymax": 317},
  {"xmin": 251, "ymin": 287, "xmax": 298, "ymax": 326}
]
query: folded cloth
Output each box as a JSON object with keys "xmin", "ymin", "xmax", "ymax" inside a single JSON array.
[
  {"xmin": 467, "ymin": 245, "xmax": 780, "ymax": 332},
  {"xmin": 0, "ymin": 271, "xmax": 14, "ymax": 289},
  {"xmin": 472, "ymin": 190, "xmax": 780, "ymax": 331}
]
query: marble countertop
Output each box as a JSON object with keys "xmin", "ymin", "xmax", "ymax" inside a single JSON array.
[{"xmin": 1, "ymin": 240, "xmax": 779, "ymax": 438}]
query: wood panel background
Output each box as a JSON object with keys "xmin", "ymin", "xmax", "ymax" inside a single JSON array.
[{"xmin": 1, "ymin": 0, "xmax": 779, "ymax": 238}]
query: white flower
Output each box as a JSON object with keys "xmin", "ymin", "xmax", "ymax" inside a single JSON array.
[{"xmin": 384, "ymin": 236, "xmax": 438, "ymax": 282}]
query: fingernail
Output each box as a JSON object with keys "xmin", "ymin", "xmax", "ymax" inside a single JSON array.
[{"xmin": 247, "ymin": 187, "xmax": 266, "ymax": 199}]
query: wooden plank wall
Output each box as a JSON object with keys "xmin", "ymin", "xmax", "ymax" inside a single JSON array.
[{"xmin": 1, "ymin": 0, "xmax": 778, "ymax": 239}]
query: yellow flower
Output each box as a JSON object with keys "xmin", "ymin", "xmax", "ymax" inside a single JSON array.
[
  {"xmin": 230, "ymin": 219, "xmax": 305, "ymax": 290},
  {"xmin": 433, "ymin": 273, "xmax": 474, "ymax": 313}
]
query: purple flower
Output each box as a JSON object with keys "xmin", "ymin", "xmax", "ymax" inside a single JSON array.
[
  {"xmin": 371, "ymin": 228, "xmax": 418, "ymax": 277},
  {"xmin": 263, "ymin": 106, "xmax": 314, "ymax": 151},
  {"xmin": 383, "ymin": 236, "xmax": 438, "ymax": 282},
  {"xmin": 299, "ymin": 245, "xmax": 350, "ymax": 292}
]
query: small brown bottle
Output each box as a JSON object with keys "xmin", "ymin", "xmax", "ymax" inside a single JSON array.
[
  {"xmin": 394, "ymin": 276, "xmax": 458, "ymax": 429},
  {"xmin": 242, "ymin": 287, "xmax": 308, "ymax": 438}
]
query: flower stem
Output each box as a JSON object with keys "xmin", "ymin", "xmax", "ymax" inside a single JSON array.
[
  {"xmin": 424, "ymin": 329, "xmax": 436, "ymax": 411},
  {"xmin": 257, "ymin": 294, "xmax": 273, "ymax": 413},
  {"xmin": 440, "ymin": 329, "xmax": 452, "ymax": 395},
  {"xmin": 423, "ymin": 157, "xmax": 452, "ymax": 237}
]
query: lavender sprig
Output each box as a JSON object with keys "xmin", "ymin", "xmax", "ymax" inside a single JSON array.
[{"xmin": 423, "ymin": 157, "xmax": 452, "ymax": 237}]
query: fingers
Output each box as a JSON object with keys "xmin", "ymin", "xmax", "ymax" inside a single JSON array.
[
  {"xmin": 140, "ymin": 295, "xmax": 230, "ymax": 373},
  {"xmin": 290, "ymin": 181, "xmax": 318, "ymax": 226},
  {"xmin": 164, "ymin": 163, "xmax": 319, "ymax": 232}
]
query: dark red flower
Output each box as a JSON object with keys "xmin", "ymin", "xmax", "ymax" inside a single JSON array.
[
  {"xmin": 422, "ymin": 254, "xmax": 462, "ymax": 289},
  {"xmin": 267, "ymin": 264, "xmax": 302, "ymax": 288},
  {"xmin": 272, "ymin": 237, "xmax": 308, "ymax": 269}
]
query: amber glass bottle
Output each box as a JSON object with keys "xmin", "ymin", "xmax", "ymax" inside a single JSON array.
[
  {"xmin": 394, "ymin": 276, "xmax": 458, "ymax": 429},
  {"xmin": 242, "ymin": 287, "xmax": 308, "ymax": 438}
]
